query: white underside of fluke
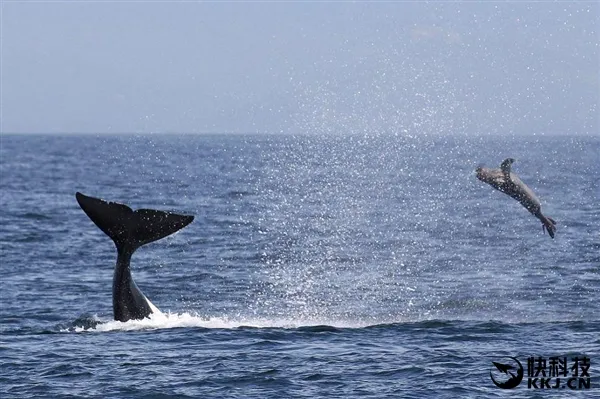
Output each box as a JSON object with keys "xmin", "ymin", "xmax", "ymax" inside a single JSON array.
[{"xmin": 145, "ymin": 296, "xmax": 163, "ymax": 316}]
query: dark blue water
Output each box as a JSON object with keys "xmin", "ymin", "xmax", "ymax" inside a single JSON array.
[{"xmin": 1, "ymin": 133, "xmax": 599, "ymax": 398}]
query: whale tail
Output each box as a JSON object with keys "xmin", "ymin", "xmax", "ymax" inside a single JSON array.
[
  {"xmin": 540, "ymin": 214, "xmax": 557, "ymax": 239},
  {"xmin": 76, "ymin": 192, "xmax": 194, "ymax": 254}
]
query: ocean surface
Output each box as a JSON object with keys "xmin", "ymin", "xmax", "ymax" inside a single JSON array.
[{"xmin": 1, "ymin": 133, "xmax": 598, "ymax": 398}]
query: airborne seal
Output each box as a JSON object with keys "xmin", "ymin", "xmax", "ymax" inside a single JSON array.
[{"xmin": 476, "ymin": 158, "xmax": 556, "ymax": 238}]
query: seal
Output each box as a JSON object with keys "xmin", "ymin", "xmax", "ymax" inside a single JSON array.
[
  {"xmin": 76, "ymin": 192, "xmax": 194, "ymax": 321},
  {"xmin": 476, "ymin": 158, "xmax": 556, "ymax": 238}
]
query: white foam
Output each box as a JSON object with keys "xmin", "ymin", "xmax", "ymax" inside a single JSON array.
[{"xmin": 68, "ymin": 311, "xmax": 371, "ymax": 333}]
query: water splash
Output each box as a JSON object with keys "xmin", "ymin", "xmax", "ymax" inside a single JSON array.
[{"xmin": 64, "ymin": 311, "xmax": 373, "ymax": 333}]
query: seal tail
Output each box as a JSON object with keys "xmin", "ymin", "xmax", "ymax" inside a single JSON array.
[
  {"xmin": 76, "ymin": 192, "xmax": 194, "ymax": 253},
  {"xmin": 540, "ymin": 214, "xmax": 557, "ymax": 239}
]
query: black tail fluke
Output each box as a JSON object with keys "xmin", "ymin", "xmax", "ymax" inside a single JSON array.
[{"xmin": 76, "ymin": 192, "xmax": 194, "ymax": 253}]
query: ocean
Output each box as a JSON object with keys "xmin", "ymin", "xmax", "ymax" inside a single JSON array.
[{"xmin": 1, "ymin": 133, "xmax": 598, "ymax": 398}]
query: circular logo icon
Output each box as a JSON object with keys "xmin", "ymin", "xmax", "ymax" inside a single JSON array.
[{"xmin": 490, "ymin": 357, "xmax": 524, "ymax": 389}]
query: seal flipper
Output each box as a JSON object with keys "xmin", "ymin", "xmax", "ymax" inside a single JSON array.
[
  {"xmin": 76, "ymin": 192, "xmax": 194, "ymax": 253},
  {"xmin": 540, "ymin": 214, "xmax": 557, "ymax": 239}
]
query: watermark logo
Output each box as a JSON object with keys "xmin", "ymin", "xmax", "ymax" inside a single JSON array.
[
  {"xmin": 491, "ymin": 356, "xmax": 592, "ymax": 390},
  {"xmin": 490, "ymin": 357, "xmax": 524, "ymax": 389}
]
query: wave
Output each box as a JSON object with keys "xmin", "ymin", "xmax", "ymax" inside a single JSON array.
[
  {"xmin": 58, "ymin": 310, "xmax": 600, "ymax": 334},
  {"xmin": 62, "ymin": 311, "xmax": 372, "ymax": 333}
]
